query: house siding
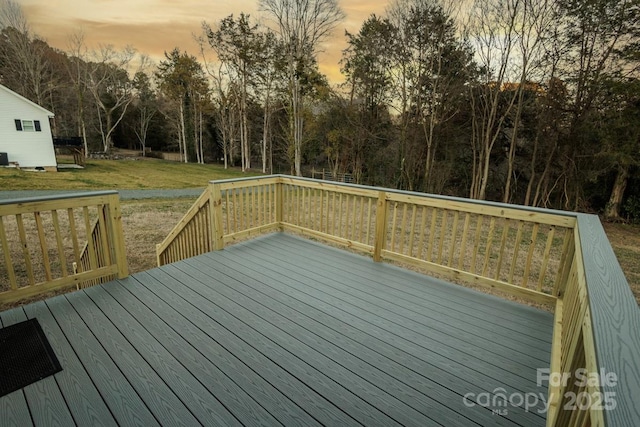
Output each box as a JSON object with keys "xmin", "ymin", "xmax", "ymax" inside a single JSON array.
[{"xmin": 0, "ymin": 85, "xmax": 57, "ymax": 168}]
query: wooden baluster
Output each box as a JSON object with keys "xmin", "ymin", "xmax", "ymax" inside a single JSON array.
[
  {"xmin": 209, "ymin": 183, "xmax": 224, "ymax": 250},
  {"xmin": 14, "ymin": 214, "xmax": 35, "ymax": 286},
  {"xmin": 309, "ymin": 188, "xmax": 314, "ymax": 230},
  {"xmin": 373, "ymin": 191, "xmax": 388, "ymax": 262},
  {"xmin": 338, "ymin": 193, "xmax": 344, "ymax": 237},
  {"xmin": 67, "ymin": 208, "xmax": 81, "ymax": 269},
  {"xmin": 390, "ymin": 202, "xmax": 399, "ymax": 252},
  {"xmin": 447, "ymin": 212, "xmax": 460, "ymax": 266},
  {"xmin": 367, "ymin": 198, "xmax": 375, "ymax": 246},
  {"xmin": 481, "ymin": 218, "xmax": 496, "ymax": 276},
  {"xmin": 522, "ymin": 223, "xmax": 540, "ymax": 288},
  {"xmin": 427, "ymin": 208, "xmax": 438, "ymax": 262},
  {"xmin": 0, "ymin": 217, "xmax": 18, "ymax": 289},
  {"xmin": 398, "ymin": 204, "xmax": 408, "ymax": 254},
  {"xmin": 82, "ymin": 207, "xmax": 98, "ymax": 273},
  {"xmin": 331, "ymin": 192, "xmax": 337, "ymax": 236},
  {"xmin": 320, "ymin": 190, "xmax": 325, "ymax": 233},
  {"xmin": 538, "ymin": 227, "xmax": 556, "ymax": 292},
  {"xmin": 358, "ymin": 196, "xmax": 365, "ymax": 243},
  {"xmin": 437, "ymin": 210, "xmax": 448, "ymax": 264},
  {"xmin": 458, "ymin": 213, "xmax": 471, "ymax": 270},
  {"xmin": 509, "ymin": 221, "xmax": 524, "ymax": 283},
  {"xmin": 345, "ymin": 194, "xmax": 351, "ymax": 239},
  {"xmin": 553, "ymin": 228, "xmax": 574, "ymax": 296},
  {"xmin": 34, "ymin": 211, "xmax": 52, "ymax": 281},
  {"xmin": 416, "ymin": 207, "xmax": 428, "ymax": 260},
  {"xmin": 239, "ymin": 188, "xmax": 245, "ymax": 231},
  {"xmin": 407, "ymin": 205, "xmax": 417, "ymax": 257},
  {"xmin": 225, "ymin": 191, "xmax": 231, "ymax": 234},
  {"xmin": 296, "ymin": 185, "xmax": 301, "ymax": 226},
  {"xmin": 251, "ymin": 186, "xmax": 256, "ymax": 228},
  {"xmin": 494, "ymin": 219, "xmax": 511, "ymax": 280},
  {"xmin": 97, "ymin": 205, "xmax": 112, "ymax": 267},
  {"xmin": 51, "ymin": 209, "xmax": 69, "ymax": 277},
  {"xmin": 232, "ymin": 190, "xmax": 239, "ymax": 234},
  {"xmin": 51, "ymin": 210, "xmax": 68, "ymax": 277},
  {"xmin": 471, "ymin": 215, "xmax": 484, "ymax": 273},
  {"xmin": 306, "ymin": 187, "xmax": 311, "ymax": 230}
]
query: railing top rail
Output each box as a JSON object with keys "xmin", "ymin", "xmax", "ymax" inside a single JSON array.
[
  {"xmin": 0, "ymin": 190, "xmax": 118, "ymax": 207},
  {"xmin": 208, "ymin": 175, "xmax": 273, "ymax": 186},
  {"xmin": 211, "ymin": 175, "xmax": 578, "ymax": 219},
  {"xmin": 576, "ymin": 214, "xmax": 640, "ymax": 426}
]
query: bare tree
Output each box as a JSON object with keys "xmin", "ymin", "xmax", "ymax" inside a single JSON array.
[
  {"xmin": 131, "ymin": 70, "xmax": 157, "ymax": 156},
  {"xmin": 500, "ymin": 0, "xmax": 554, "ymax": 203},
  {"xmin": 464, "ymin": 0, "xmax": 521, "ymax": 200},
  {"xmin": 0, "ymin": 0, "xmax": 56, "ymax": 106},
  {"xmin": 259, "ymin": 0, "xmax": 344, "ymax": 176},
  {"xmin": 66, "ymin": 31, "xmax": 91, "ymax": 156},
  {"xmin": 198, "ymin": 38, "xmax": 240, "ymax": 169},
  {"xmin": 85, "ymin": 45, "xmax": 139, "ymax": 153}
]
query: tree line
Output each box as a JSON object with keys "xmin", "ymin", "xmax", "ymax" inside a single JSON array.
[{"xmin": 1, "ymin": 0, "xmax": 639, "ymax": 220}]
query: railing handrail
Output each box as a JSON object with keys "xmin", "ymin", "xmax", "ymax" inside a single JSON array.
[
  {"xmin": 576, "ymin": 214, "xmax": 640, "ymax": 426},
  {"xmin": 212, "ymin": 174, "xmax": 578, "ymax": 219},
  {"xmin": 0, "ymin": 190, "xmax": 118, "ymax": 206}
]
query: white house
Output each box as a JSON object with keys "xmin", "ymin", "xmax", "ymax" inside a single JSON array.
[{"xmin": 0, "ymin": 83, "xmax": 57, "ymax": 171}]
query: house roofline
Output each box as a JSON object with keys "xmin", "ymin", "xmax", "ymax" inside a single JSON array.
[{"xmin": 0, "ymin": 83, "xmax": 55, "ymax": 117}]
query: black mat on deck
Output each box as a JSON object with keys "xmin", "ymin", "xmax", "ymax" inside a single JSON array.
[{"xmin": 0, "ymin": 318, "xmax": 62, "ymax": 397}]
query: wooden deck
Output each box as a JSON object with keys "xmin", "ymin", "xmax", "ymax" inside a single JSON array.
[{"xmin": 1, "ymin": 233, "xmax": 553, "ymax": 427}]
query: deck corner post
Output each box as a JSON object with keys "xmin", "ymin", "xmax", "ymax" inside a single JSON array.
[
  {"xmin": 107, "ymin": 194, "xmax": 128, "ymax": 279},
  {"xmin": 373, "ymin": 191, "xmax": 388, "ymax": 262},
  {"xmin": 209, "ymin": 182, "xmax": 225, "ymax": 250}
]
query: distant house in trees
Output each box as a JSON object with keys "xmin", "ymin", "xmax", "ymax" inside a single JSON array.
[{"xmin": 0, "ymin": 83, "xmax": 57, "ymax": 171}]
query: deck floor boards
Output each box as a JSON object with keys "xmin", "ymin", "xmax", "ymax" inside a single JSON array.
[
  {"xmin": 192, "ymin": 239, "xmax": 547, "ymax": 425},
  {"xmin": 0, "ymin": 232, "xmax": 553, "ymax": 426},
  {"xmin": 230, "ymin": 238, "xmax": 549, "ymax": 369},
  {"xmin": 22, "ymin": 301, "xmax": 117, "ymax": 427}
]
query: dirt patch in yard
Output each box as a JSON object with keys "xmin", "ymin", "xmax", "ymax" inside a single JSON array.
[{"xmin": 602, "ymin": 222, "xmax": 640, "ymax": 305}]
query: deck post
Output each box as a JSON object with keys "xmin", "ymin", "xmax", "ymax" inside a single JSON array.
[
  {"xmin": 373, "ymin": 191, "xmax": 388, "ymax": 262},
  {"xmin": 209, "ymin": 182, "xmax": 224, "ymax": 250},
  {"xmin": 106, "ymin": 194, "xmax": 128, "ymax": 278}
]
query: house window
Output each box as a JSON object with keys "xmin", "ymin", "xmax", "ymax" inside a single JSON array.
[
  {"xmin": 14, "ymin": 120, "xmax": 42, "ymax": 132},
  {"xmin": 22, "ymin": 120, "xmax": 35, "ymax": 131}
]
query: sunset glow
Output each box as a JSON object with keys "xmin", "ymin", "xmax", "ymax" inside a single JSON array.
[{"xmin": 21, "ymin": 0, "xmax": 389, "ymax": 83}]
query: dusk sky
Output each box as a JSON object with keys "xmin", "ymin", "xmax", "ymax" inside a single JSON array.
[{"xmin": 20, "ymin": 0, "xmax": 389, "ymax": 84}]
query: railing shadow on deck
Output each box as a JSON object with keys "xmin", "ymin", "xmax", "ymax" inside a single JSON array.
[
  {"xmin": 157, "ymin": 175, "xmax": 640, "ymax": 427},
  {"xmin": 0, "ymin": 191, "xmax": 128, "ymax": 305}
]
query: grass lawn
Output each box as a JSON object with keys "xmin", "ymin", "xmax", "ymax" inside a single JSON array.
[{"xmin": 0, "ymin": 158, "xmax": 259, "ymax": 190}]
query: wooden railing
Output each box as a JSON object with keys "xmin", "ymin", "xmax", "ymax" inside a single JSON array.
[
  {"xmin": 76, "ymin": 210, "xmax": 117, "ymax": 289},
  {"xmin": 157, "ymin": 175, "xmax": 640, "ymax": 427},
  {"xmin": 156, "ymin": 190, "xmax": 213, "ymax": 266},
  {"xmin": 156, "ymin": 177, "xmax": 280, "ymax": 265},
  {"xmin": 547, "ymin": 225, "xmax": 602, "ymax": 426},
  {"xmin": 0, "ymin": 191, "xmax": 128, "ymax": 304}
]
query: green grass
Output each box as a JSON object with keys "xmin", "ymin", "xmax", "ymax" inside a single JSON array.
[{"xmin": 0, "ymin": 159, "xmax": 260, "ymax": 190}]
